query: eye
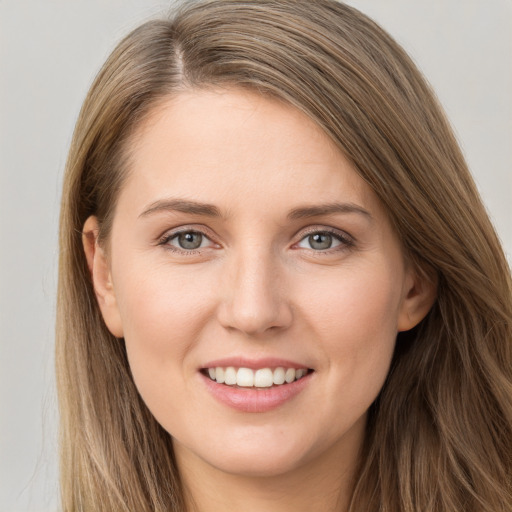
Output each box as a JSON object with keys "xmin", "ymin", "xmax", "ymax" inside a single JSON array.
[
  {"xmin": 296, "ymin": 230, "xmax": 352, "ymax": 251},
  {"xmin": 163, "ymin": 230, "xmax": 213, "ymax": 251}
]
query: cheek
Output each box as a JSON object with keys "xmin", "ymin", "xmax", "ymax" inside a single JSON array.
[
  {"xmin": 111, "ymin": 259, "xmax": 217, "ymax": 401},
  {"xmin": 115, "ymin": 257, "xmax": 215, "ymax": 338},
  {"xmin": 304, "ymin": 261, "xmax": 402, "ymax": 336},
  {"xmin": 301, "ymin": 264, "xmax": 402, "ymax": 400}
]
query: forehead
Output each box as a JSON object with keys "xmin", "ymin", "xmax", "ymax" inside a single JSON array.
[{"xmin": 119, "ymin": 87, "xmax": 377, "ymax": 216}]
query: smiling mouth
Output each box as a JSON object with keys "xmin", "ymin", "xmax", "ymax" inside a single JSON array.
[{"xmin": 201, "ymin": 367, "xmax": 312, "ymax": 388}]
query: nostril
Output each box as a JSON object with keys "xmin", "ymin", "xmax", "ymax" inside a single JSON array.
[{"xmin": 217, "ymin": 287, "xmax": 294, "ymax": 335}]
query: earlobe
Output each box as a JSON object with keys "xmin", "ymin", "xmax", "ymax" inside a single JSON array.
[
  {"xmin": 82, "ymin": 216, "xmax": 124, "ymax": 338},
  {"xmin": 397, "ymin": 268, "xmax": 437, "ymax": 332}
]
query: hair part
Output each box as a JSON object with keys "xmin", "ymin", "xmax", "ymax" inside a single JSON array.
[{"xmin": 57, "ymin": 1, "xmax": 512, "ymax": 510}]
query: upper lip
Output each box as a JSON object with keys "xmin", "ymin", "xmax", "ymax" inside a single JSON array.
[{"xmin": 201, "ymin": 357, "xmax": 312, "ymax": 370}]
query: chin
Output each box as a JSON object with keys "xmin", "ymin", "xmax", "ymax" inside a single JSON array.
[
  {"xmin": 205, "ymin": 430, "xmax": 322, "ymax": 478},
  {"xmin": 207, "ymin": 449, "xmax": 308, "ymax": 478}
]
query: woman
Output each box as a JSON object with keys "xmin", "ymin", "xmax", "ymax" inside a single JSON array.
[{"xmin": 56, "ymin": 1, "xmax": 512, "ymax": 510}]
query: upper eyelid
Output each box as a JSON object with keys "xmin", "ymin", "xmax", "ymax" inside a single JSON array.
[
  {"xmin": 294, "ymin": 225, "xmax": 354, "ymax": 242},
  {"xmin": 158, "ymin": 224, "xmax": 217, "ymax": 242},
  {"xmin": 156, "ymin": 224, "xmax": 355, "ymax": 247}
]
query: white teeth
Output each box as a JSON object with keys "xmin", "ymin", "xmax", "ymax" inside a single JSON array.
[
  {"xmin": 215, "ymin": 367, "xmax": 225, "ymax": 384},
  {"xmin": 285, "ymin": 368, "xmax": 296, "ymax": 383},
  {"xmin": 208, "ymin": 366, "xmax": 309, "ymax": 387},
  {"xmin": 273, "ymin": 367, "xmax": 286, "ymax": 385},
  {"xmin": 254, "ymin": 368, "xmax": 274, "ymax": 387},
  {"xmin": 236, "ymin": 367, "xmax": 254, "ymax": 387},
  {"xmin": 224, "ymin": 366, "xmax": 237, "ymax": 385}
]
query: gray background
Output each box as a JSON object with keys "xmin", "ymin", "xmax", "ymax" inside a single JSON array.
[{"xmin": 1, "ymin": 1, "xmax": 510, "ymax": 511}]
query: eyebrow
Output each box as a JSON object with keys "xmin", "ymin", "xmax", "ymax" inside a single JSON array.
[
  {"xmin": 287, "ymin": 202, "xmax": 373, "ymax": 221},
  {"xmin": 138, "ymin": 198, "xmax": 372, "ymax": 222},
  {"xmin": 139, "ymin": 199, "xmax": 222, "ymax": 218}
]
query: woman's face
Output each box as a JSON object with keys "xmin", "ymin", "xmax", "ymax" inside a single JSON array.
[{"xmin": 88, "ymin": 88, "xmax": 431, "ymax": 479}]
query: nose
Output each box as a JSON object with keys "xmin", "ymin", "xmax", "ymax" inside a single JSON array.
[{"xmin": 216, "ymin": 249, "xmax": 293, "ymax": 336}]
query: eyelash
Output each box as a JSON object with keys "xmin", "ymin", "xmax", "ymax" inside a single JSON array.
[
  {"xmin": 158, "ymin": 227, "xmax": 217, "ymax": 255},
  {"xmin": 294, "ymin": 227, "xmax": 355, "ymax": 253},
  {"xmin": 157, "ymin": 226, "xmax": 355, "ymax": 255}
]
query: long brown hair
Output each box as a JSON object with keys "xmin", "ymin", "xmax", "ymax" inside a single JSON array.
[{"xmin": 57, "ymin": 1, "xmax": 512, "ymax": 510}]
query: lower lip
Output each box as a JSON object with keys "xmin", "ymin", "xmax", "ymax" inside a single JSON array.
[{"xmin": 200, "ymin": 372, "xmax": 313, "ymax": 413}]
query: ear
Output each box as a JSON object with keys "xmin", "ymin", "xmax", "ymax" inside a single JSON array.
[
  {"xmin": 397, "ymin": 266, "xmax": 437, "ymax": 332},
  {"xmin": 82, "ymin": 216, "xmax": 124, "ymax": 338}
]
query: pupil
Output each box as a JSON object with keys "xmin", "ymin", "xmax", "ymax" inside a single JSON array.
[
  {"xmin": 179, "ymin": 232, "xmax": 202, "ymax": 249},
  {"xmin": 309, "ymin": 233, "xmax": 332, "ymax": 250}
]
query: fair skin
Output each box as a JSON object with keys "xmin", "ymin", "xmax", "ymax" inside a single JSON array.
[{"xmin": 83, "ymin": 88, "xmax": 435, "ymax": 512}]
